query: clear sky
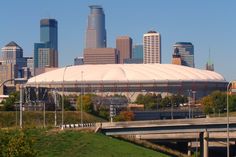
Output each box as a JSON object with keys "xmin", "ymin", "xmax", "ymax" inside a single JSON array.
[{"xmin": 0, "ymin": 0, "xmax": 235, "ymax": 81}]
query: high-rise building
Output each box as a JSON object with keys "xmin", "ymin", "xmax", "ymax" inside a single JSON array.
[
  {"xmin": 1, "ymin": 41, "xmax": 27, "ymax": 77},
  {"xmin": 84, "ymin": 48, "xmax": 119, "ymax": 64},
  {"xmin": 143, "ymin": 31, "xmax": 161, "ymax": 64},
  {"xmin": 25, "ymin": 57, "xmax": 34, "ymax": 76},
  {"xmin": 133, "ymin": 44, "xmax": 143, "ymax": 60},
  {"xmin": 85, "ymin": 5, "xmax": 106, "ymax": 48},
  {"xmin": 123, "ymin": 44, "xmax": 144, "ymax": 64},
  {"xmin": 34, "ymin": 19, "xmax": 58, "ymax": 69},
  {"xmin": 173, "ymin": 42, "xmax": 194, "ymax": 68},
  {"xmin": 116, "ymin": 36, "xmax": 132, "ymax": 64},
  {"xmin": 172, "ymin": 48, "xmax": 182, "ymax": 65}
]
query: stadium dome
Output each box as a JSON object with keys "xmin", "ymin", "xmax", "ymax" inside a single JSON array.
[
  {"xmin": 26, "ymin": 64, "xmax": 227, "ymax": 98},
  {"xmin": 27, "ymin": 64, "xmax": 225, "ymax": 84}
]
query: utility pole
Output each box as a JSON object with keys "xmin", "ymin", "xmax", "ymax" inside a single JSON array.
[{"xmin": 19, "ymin": 84, "xmax": 23, "ymax": 128}]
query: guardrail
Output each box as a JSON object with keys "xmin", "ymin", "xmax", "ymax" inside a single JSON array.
[{"xmin": 61, "ymin": 123, "xmax": 96, "ymax": 128}]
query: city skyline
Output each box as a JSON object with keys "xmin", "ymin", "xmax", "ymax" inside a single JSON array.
[{"xmin": 0, "ymin": 0, "xmax": 235, "ymax": 80}]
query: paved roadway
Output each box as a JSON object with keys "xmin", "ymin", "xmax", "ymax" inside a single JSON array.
[{"xmin": 100, "ymin": 117, "xmax": 236, "ymax": 135}]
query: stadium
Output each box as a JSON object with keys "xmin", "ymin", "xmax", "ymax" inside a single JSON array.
[{"xmin": 26, "ymin": 64, "xmax": 227, "ymax": 99}]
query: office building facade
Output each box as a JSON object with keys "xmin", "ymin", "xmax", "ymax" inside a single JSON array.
[
  {"xmin": 1, "ymin": 41, "xmax": 27, "ymax": 78},
  {"xmin": 133, "ymin": 44, "xmax": 143, "ymax": 60},
  {"xmin": 173, "ymin": 42, "xmax": 194, "ymax": 68},
  {"xmin": 143, "ymin": 31, "xmax": 161, "ymax": 64},
  {"xmin": 34, "ymin": 19, "xmax": 58, "ymax": 69},
  {"xmin": 85, "ymin": 5, "xmax": 106, "ymax": 48},
  {"xmin": 84, "ymin": 48, "xmax": 119, "ymax": 64},
  {"xmin": 172, "ymin": 48, "xmax": 182, "ymax": 65},
  {"xmin": 116, "ymin": 36, "xmax": 132, "ymax": 64}
]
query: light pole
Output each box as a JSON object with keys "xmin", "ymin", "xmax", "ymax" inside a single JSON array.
[
  {"xmin": 19, "ymin": 84, "xmax": 23, "ymax": 128},
  {"xmin": 188, "ymin": 89, "xmax": 192, "ymax": 119},
  {"xmin": 61, "ymin": 66, "xmax": 70, "ymax": 130},
  {"xmin": 192, "ymin": 91, "xmax": 196, "ymax": 118},
  {"xmin": 80, "ymin": 71, "xmax": 84, "ymax": 127},
  {"xmin": 226, "ymin": 80, "xmax": 236, "ymax": 157},
  {"xmin": 53, "ymin": 90, "xmax": 57, "ymax": 127}
]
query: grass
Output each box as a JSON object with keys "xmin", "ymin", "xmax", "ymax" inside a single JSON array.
[
  {"xmin": 208, "ymin": 111, "xmax": 236, "ymax": 117},
  {"xmin": 30, "ymin": 129, "xmax": 169, "ymax": 157},
  {"xmin": 0, "ymin": 111, "xmax": 105, "ymax": 128},
  {"xmin": 0, "ymin": 129, "xmax": 168, "ymax": 157}
]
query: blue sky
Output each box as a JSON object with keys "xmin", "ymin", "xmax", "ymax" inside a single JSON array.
[{"xmin": 0, "ymin": 0, "xmax": 235, "ymax": 81}]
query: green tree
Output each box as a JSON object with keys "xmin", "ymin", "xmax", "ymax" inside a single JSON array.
[
  {"xmin": 211, "ymin": 91, "xmax": 226, "ymax": 113},
  {"xmin": 229, "ymin": 95, "xmax": 236, "ymax": 112},
  {"xmin": 160, "ymin": 96, "xmax": 171, "ymax": 108},
  {"xmin": 135, "ymin": 94, "xmax": 145, "ymax": 104},
  {"xmin": 201, "ymin": 91, "xmax": 229, "ymax": 114},
  {"xmin": 64, "ymin": 97, "xmax": 76, "ymax": 111},
  {"xmin": 2, "ymin": 92, "xmax": 19, "ymax": 111},
  {"xmin": 0, "ymin": 131, "xmax": 36, "ymax": 157}
]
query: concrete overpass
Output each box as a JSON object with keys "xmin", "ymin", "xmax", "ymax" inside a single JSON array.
[{"xmin": 98, "ymin": 117, "xmax": 236, "ymax": 157}]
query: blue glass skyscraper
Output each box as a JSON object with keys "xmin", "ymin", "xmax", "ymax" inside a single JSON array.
[
  {"xmin": 86, "ymin": 5, "xmax": 106, "ymax": 48},
  {"xmin": 34, "ymin": 19, "xmax": 58, "ymax": 69},
  {"xmin": 133, "ymin": 44, "xmax": 143, "ymax": 60},
  {"xmin": 40, "ymin": 19, "xmax": 58, "ymax": 50}
]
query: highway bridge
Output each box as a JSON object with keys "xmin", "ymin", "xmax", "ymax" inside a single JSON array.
[{"xmin": 98, "ymin": 117, "xmax": 236, "ymax": 157}]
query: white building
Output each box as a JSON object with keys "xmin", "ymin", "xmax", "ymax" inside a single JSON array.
[{"xmin": 143, "ymin": 31, "xmax": 161, "ymax": 64}]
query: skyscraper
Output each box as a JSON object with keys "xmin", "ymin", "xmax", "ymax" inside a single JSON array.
[
  {"xmin": 86, "ymin": 5, "xmax": 106, "ymax": 48},
  {"xmin": 1, "ymin": 41, "xmax": 26, "ymax": 77},
  {"xmin": 133, "ymin": 44, "xmax": 143, "ymax": 60},
  {"xmin": 116, "ymin": 36, "xmax": 132, "ymax": 64},
  {"xmin": 34, "ymin": 19, "xmax": 58, "ymax": 69},
  {"xmin": 173, "ymin": 42, "xmax": 194, "ymax": 68},
  {"xmin": 171, "ymin": 48, "xmax": 182, "ymax": 65},
  {"xmin": 143, "ymin": 31, "xmax": 161, "ymax": 64}
]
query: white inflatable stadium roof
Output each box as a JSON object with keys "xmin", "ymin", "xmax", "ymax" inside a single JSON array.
[{"xmin": 27, "ymin": 64, "xmax": 225, "ymax": 85}]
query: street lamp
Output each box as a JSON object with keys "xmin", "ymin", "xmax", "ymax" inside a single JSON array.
[
  {"xmin": 61, "ymin": 65, "xmax": 70, "ymax": 130},
  {"xmin": 226, "ymin": 80, "xmax": 236, "ymax": 157},
  {"xmin": 80, "ymin": 71, "xmax": 84, "ymax": 127},
  {"xmin": 19, "ymin": 84, "xmax": 23, "ymax": 128},
  {"xmin": 188, "ymin": 89, "xmax": 192, "ymax": 119}
]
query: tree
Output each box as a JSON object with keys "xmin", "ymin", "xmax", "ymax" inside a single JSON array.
[
  {"xmin": 210, "ymin": 91, "xmax": 226, "ymax": 113},
  {"xmin": 64, "ymin": 97, "xmax": 76, "ymax": 111},
  {"xmin": 2, "ymin": 92, "xmax": 19, "ymax": 111},
  {"xmin": 228, "ymin": 95, "xmax": 236, "ymax": 112},
  {"xmin": 201, "ymin": 95, "xmax": 214, "ymax": 114},
  {"xmin": 200, "ymin": 91, "xmax": 229, "ymax": 114},
  {"xmin": 161, "ymin": 97, "xmax": 171, "ymax": 108},
  {"xmin": 114, "ymin": 111, "xmax": 134, "ymax": 121},
  {"xmin": 76, "ymin": 94, "xmax": 94, "ymax": 113},
  {"xmin": 0, "ymin": 131, "xmax": 36, "ymax": 157}
]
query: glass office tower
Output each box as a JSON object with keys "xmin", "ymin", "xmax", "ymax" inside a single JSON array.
[
  {"xmin": 40, "ymin": 19, "xmax": 58, "ymax": 50},
  {"xmin": 34, "ymin": 19, "xmax": 58, "ymax": 68},
  {"xmin": 86, "ymin": 5, "xmax": 106, "ymax": 48},
  {"xmin": 133, "ymin": 44, "xmax": 143, "ymax": 60}
]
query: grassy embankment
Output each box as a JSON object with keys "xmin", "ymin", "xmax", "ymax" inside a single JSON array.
[
  {"xmin": 0, "ymin": 128, "xmax": 170, "ymax": 157},
  {"xmin": 0, "ymin": 111, "xmax": 105, "ymax": 128}
]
